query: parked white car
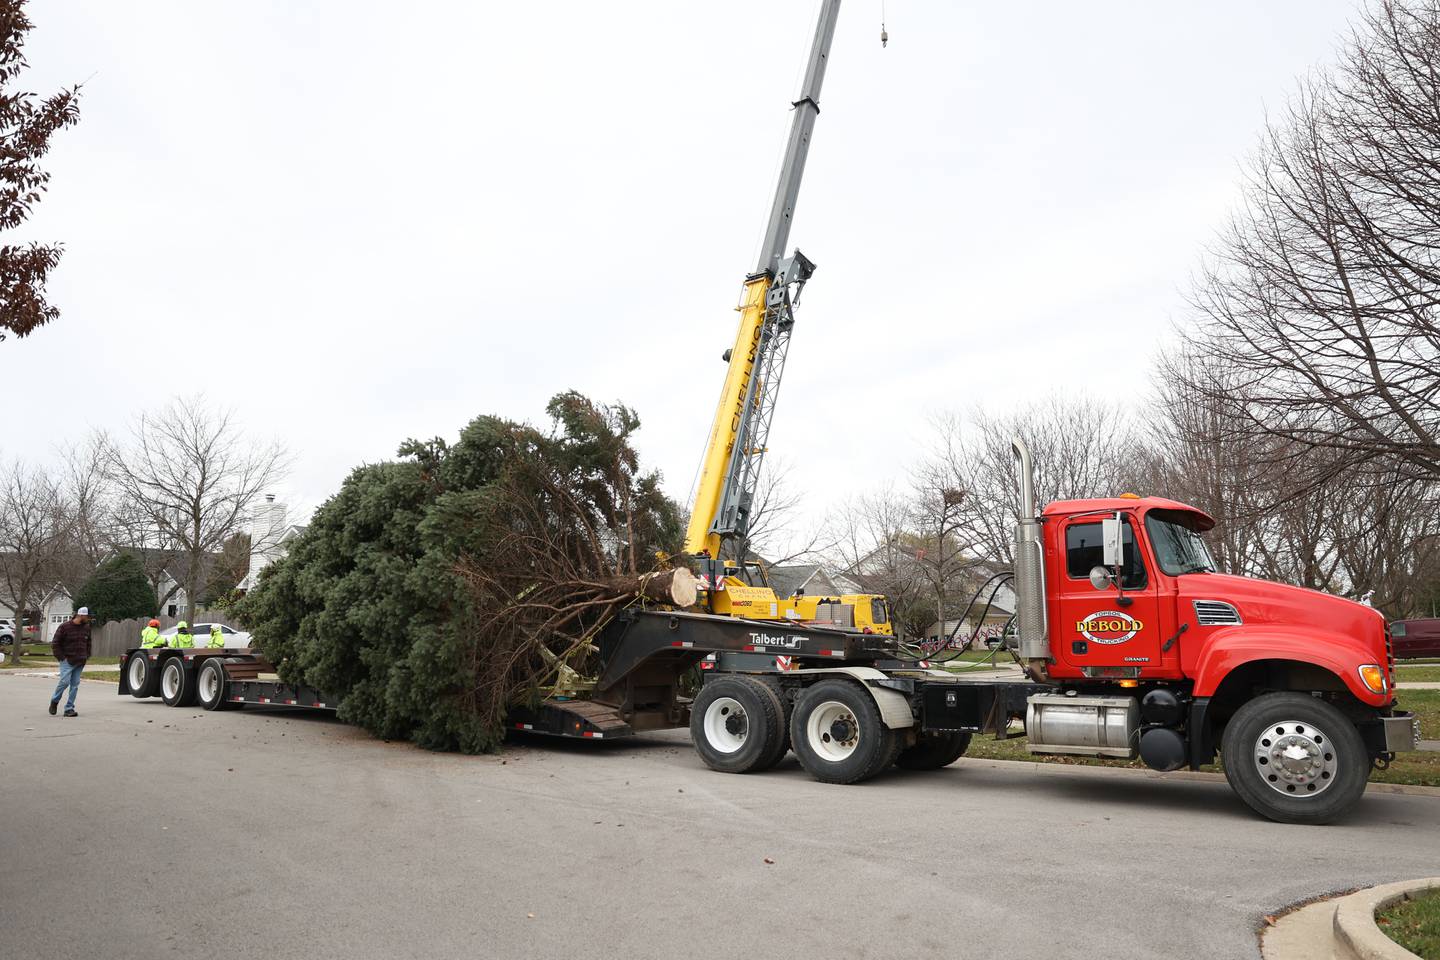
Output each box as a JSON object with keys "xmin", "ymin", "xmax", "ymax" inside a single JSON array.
[
  {"xmin": 157, "ymin": 622, "xmax": 253, "ymax": 647},
  {"xmin": 0, "ymin": 617, "xmax": 36, "ymax": 642}
]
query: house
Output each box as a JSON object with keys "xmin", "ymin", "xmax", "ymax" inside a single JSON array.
[
  {"xmin": 1, "ymin": 581, "xmax": 78, "ymax": 645},
  {"xmin": 239, "ymin": 494, "xmax": 306, "ymax": 591},
  {"xmin": 765, "ymin": 563, "xmax": 864, "ymax": 598}
]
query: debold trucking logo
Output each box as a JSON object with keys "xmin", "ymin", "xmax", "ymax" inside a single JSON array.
[{"xmin": 1075, "ymin": 610, "xmax": 1144, "ymax": 645}]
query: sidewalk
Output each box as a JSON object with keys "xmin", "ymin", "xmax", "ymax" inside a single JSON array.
[{"xmin": 2, "ymin": 661, "xmax": 116, "ymax": 675}]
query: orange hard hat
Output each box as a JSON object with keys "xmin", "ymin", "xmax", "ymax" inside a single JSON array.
[{"xmin": 148, "ymin": 619, "xmax": 160, "ymax": 627}]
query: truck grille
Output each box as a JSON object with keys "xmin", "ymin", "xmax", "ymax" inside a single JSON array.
[
  {"xmin": 1193, "ymin": 600, "xmax": 1242, "ymax": 626},
  {"xmin": 1385, "ymin": 623, "xmax": 1396, "ymax": 677}
]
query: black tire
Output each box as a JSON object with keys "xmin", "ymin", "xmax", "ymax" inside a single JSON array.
[
  {"xmin": 159, "ymin": 657, "xmax": 197, "ymax": 708},
  {"xmin": 690, "ymin": 675, "xmax": 787, "ymax": 774},
  {"xmin": 754, "ymin": 675, "xmax": 794, "ymax": 760},
  {"xmin": 1220, "ymin": 692, "xmax": 1370, "ymax": 825},
  {"xmin": 196, "ymin": 658, "xmax": 236, "ymax": 711},
  {"xmin": 790, "ymin": 679, "xmax": 894, "ymax": 785},
  {"xmin": 126, "ymin": 650, "xmax": 161, "ymax": 699},
  {"xmin": 896, "ymin": 730, "xmax": 972, "ymax": 771}
]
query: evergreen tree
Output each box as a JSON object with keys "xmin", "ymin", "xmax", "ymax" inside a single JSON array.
[
  {"xmin": 236, "ymin": 394, "xmax": 682, "ymax": 753},
  {"xmin": 74, "ymin": 553, "xmax": 158, "ymax": 624}
]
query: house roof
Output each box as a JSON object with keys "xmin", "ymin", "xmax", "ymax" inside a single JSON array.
[{"xmin": 767, "ymin": 563, "xmax": 861, "ymax": 598}]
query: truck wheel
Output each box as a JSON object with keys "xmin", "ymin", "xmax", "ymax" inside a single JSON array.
[
  {"xmin": 1221, "ymin": 692, "xmax": 1370, "ymax": 825},
  {"xmin": 791, "ymin": 679, "xmax": 892, "ymax": 784},
  {"xmin": 196, "ymin": 658, "xmax": 236, "ymax": 711},
  {"xmin": 755, "ymin": 675, "xmax": 794, "ymax": 758},
  {"xmin": 127, "ymin": 651, "xmax": 161, "ymax": 699},
  {"xmin": 159, "ymin": 658, "xmax": 197, "ymax": 708},
  {"xmin": 896, "ymin": 730, "xmax": 972, "ymax": 771},
  {"xmin": 690, "ymin": 676, "xmax": 786, "ymax": 774}
]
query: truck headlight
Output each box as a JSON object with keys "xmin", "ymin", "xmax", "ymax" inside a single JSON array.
[{"xmin": 1358, "ymin": 664, "xmax": 1388, "ymax": 695}]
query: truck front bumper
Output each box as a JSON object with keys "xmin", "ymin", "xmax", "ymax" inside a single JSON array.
[{"xmin": 1378, "ymin": 712, "xmax": 1421, "ymax": 752}]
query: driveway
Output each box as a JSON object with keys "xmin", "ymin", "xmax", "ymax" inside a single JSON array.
[{"xmin": 2, "ymin": 673, "xmax": 1437, "ymax": 960}]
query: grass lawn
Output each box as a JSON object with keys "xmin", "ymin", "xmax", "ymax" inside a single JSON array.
[
  {"xmin": 81, "ymin": 671, "xmax": 121, "ymax": 684},
  {"xmin": 1397, "ymin": 665, "xmax": 1440, "ymax": 683},
  {"xmin": 964, "ymin": 689, "xmax": 1440, "ymax": 788},
  {"xmin": 1377, "ymin": 887, "xmax": 1440, "ymax": 959}
]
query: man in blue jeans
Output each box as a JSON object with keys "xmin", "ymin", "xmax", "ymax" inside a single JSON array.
[{"xmin": 49, "ymin": 607, "xmax": 93, "ymax": 718}]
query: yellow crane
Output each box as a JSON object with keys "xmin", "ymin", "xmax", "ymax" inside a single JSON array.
[{"xmin": 683, "ymin": 0, "xmax": 891, "ymax": 635}]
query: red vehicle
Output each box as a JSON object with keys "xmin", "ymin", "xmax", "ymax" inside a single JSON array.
[
  {"xmin": 117, "ymin": 0, "xmax": 1420, "ymax": 827},
  {"xmin": 121, "ymin": 439, "xmax": 1421, "ymax": 826},
  {"xmin": 1391, "ymin": 619, "xmax": 1440, "ymax": 660}
]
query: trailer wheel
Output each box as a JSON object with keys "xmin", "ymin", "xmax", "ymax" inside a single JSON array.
[
  {"xmin": 1220, "ymin": 692, "xmax": 1369, "ymax": 825},
  {"xmin": 896, "ymin": 730, "xmax": 972, "ymax": 771},
  {"xmin": 196, "ymin": 658, "xmax": 236, "ymax": 711},
  {"xmin": 126, "ymin": 651, "xmax": 161, "ymax": 699},
  {"xmin": 791, "ymin": 679, "xmax": 893, "ymax": 785},
  {"xmin": 755, "ymin": 676, "xmax": 794, "ymax": 759},
  {"xmin": 159, "ymin": 658, "xmax": 197, "ymax": 708},
  {"xmin": 690, "ymin": 676, "xmax": 787, "ymax": 774}
]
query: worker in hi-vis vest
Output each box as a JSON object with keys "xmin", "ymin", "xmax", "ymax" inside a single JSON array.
[
  {"xmin": 139, "ymin": 619, "xmax": 163, "ymax": 648},
  {"xmin": 172, "ymin": 621, "xmax": 194, "ymax": 648},
  {"xmin": 208, "ymin": 624, "xmax": 224, "ymax": 648}
]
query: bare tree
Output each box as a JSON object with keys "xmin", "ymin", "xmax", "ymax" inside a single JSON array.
[
  {"xmin": 1154, "ymin": 349, "xmax": 1440, "ymax": 617},
  {"xmin": 1179, "ymin": 0, "xmax": 1440, "ymax": 481},
  {"xmin": 103, "ymin": 398, "xmax": 288, "ymax": 621},
  {"xmin": 933, "ymin": 399, "xmax": 1144, "ymax": 566},
  {"xmin": 0, "ymin": 459, "xmax": 73, "ymax": 646},
  {"xmin": 908, "ymin": 423, "xmax": 983, "ymax": 640},
  {"xmin": 720, "ymin": 457, "xmax": 835, "ymax": 570},
  {"xmin": 825, "ymin": 485, "xmax": 931, "ymax": 638},
  {"xmin": 49, "ymin": 439, "xmax": 113, "ymax": 598}
]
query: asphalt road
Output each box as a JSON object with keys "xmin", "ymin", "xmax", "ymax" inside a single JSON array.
[{"xmin": 3, "ymin": 674, "xmax": 1437, "ymax": 960}]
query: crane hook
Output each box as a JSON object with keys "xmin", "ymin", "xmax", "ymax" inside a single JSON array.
[{"xmin": 880, "ymin": 24, "xmax": 888, "ymax": 47}]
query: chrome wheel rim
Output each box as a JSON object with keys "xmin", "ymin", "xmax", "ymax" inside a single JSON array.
[{"xmin": 1254, "ymin": 720, "xmax": 1338, "ymax": 797}]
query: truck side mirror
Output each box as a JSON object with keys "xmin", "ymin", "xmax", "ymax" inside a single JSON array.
[
  {"xmin": 1088, "ymin": 566, "xmax": 1114, "ymax": 591},
  {"xmin": 1102, "ymin": 514, "xmax": 1124, "ymax": 567}
]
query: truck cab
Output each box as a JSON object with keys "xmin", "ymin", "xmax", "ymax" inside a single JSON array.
[{"xmin": 1042, "ymin": 495, "xmax": 1393, "ymax": 710}]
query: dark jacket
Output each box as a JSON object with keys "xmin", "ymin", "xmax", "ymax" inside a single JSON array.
[{"xmin": 51, "ymin": 620, "xmax": 91, "ymax": 665}]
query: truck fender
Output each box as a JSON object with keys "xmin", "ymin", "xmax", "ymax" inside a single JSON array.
[
  {"xmin": 789, "ymin": 666, "xmax": 915, "ymax": 729},
  {"xmin": 1190, "ymin": 625, "xmax": 1383, "ymax": 706}
]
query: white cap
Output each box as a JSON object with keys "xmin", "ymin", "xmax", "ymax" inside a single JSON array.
[{"xmin": 76, "ymin": 607, "xmax": 90, "ymax": 616}]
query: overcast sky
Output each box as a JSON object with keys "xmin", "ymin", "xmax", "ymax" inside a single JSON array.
[{"xmin": 11, "ymin": 0, "xmax": 1361, "ymax": 541}]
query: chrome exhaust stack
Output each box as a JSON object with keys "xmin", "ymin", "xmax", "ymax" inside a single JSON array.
[{"xmin": 1011, "ymin": 437, "xmax": 1051, "ymax": 680}]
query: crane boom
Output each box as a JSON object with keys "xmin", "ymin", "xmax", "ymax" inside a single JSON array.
[{"xmin": 683, "ymin": 0, "xmax": 841, "ymax": 560}]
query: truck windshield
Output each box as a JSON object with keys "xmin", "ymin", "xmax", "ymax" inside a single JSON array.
[{"xmin": 1144, "ymin": 511, "xmax": 1216, "ymax": 576}]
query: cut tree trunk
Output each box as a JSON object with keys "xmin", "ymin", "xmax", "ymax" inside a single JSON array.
[{"xmin": 604, "ymin": 568, "xmax": 698, "ymax": 607}]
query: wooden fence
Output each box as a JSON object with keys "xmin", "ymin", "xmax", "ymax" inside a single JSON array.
[{"xmin": 91, "ymin": 611, "xmax": 241, "ymax": 658}]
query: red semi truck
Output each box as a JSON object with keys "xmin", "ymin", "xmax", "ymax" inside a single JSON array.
[
  {"xmin": 119, "ymin": 437, "xmax": 1421, "ymax": 826},
  {"xmin": 118, "ymin": 0, "xmax": 1419, "ymax": 826}
]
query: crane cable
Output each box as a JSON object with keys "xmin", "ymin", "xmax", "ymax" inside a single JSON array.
[{"xmin": 880, "ymin": 0, "xmax": 888, "ymax": 47}]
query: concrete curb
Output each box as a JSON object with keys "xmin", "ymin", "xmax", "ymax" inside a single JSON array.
[
  {"xmin": 1333, "ymin": 877, "xmax": 1440, "ymax": 960},
  {"xmin": 954, "ymin": 756, "xmax": 1440, "ymax": 797},
  {"xmin": 1263, "ymin": 879, "xmax": 1440, "ymax": 959}
]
